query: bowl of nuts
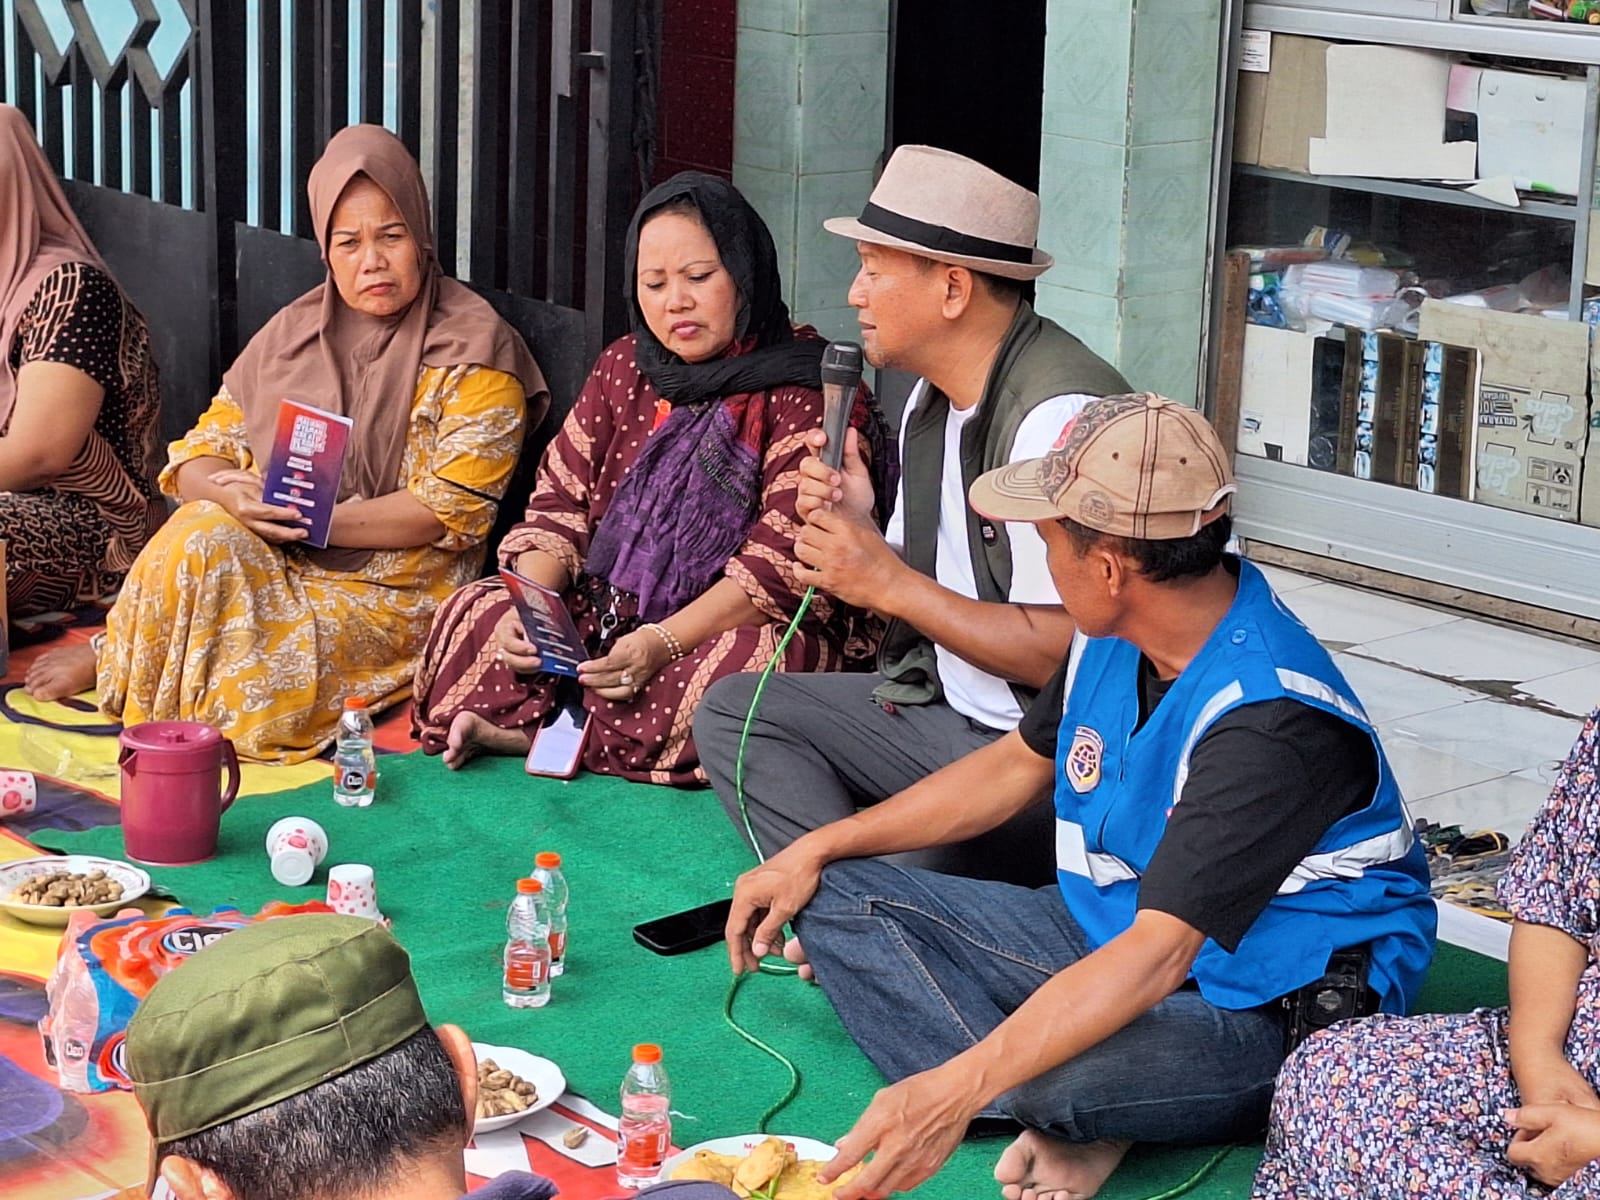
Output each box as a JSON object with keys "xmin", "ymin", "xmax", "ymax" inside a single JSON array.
[
  {"xmin": 0, "ymin": 855, "xmax": 151, "ymax": 927},
  {"xmin": 470, "ymin": 1042, "xmax": 567, "ymax": 1134}
]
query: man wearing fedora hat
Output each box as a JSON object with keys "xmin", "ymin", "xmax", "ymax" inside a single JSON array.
[
  {"xmin": 725, "ymin": 395, "xmax": 1433, "ymax": 1200},
  {"xmin": 698, "ymin": 145, "xmax": 1130, "ymax": 885}
]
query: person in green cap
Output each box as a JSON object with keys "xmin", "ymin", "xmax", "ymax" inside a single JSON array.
[{"xmin": 125, "ymin": 913, "xmax": 734, "ymax": 1200}]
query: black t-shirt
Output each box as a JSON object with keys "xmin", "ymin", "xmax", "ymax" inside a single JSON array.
[{"xmin": 1019, "ymin": 649, "xmax": 1378, "ymax": 952}]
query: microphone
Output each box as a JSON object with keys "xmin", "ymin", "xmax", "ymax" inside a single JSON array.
[{"xmin": 818, "ymin": 341, "xmax": 863, "ymax": 472}]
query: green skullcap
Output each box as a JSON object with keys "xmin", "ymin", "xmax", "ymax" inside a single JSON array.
[{"xmin": 127, "ymin": 913, "xmax": 429, "ymax": 1165}]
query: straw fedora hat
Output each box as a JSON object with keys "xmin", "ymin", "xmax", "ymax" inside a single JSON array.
[{"xmin": 824, "ymin": 145, "xmax": 1053, "ymax": 281}]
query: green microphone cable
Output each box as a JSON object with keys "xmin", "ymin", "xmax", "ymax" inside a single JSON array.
[{"xmin": 719, "ymin": 582, "xmax": 819, "ymax": 1131}]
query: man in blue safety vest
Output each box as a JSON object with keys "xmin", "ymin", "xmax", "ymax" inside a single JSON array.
[{"xmin": 725, "ymin": 392, "xmax": 1435, "ymax": 1200}]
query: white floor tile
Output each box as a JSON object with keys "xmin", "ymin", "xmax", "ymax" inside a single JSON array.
[
  {"xmin": 1513, "ymin": 762, "xmax": 1564, "ymax": 793},
  {"xmin": 1354, "ymin": 619, "xmax": 1600, "ymax": 686},
  {"xmin": 1408, "ymin": 772, "xmax": 1552, "ymax": 841},
  {"xmin": 1333, "ymin": 654, "xmax": 1480, "ymax": 725},
  {"xmin": 1279, "ymin": 582, "xmax": 1459, "ymax": 647},
  {"xmin": 1254, "ymin": 562, "xmax": 1321, "ymax": 594},
  {"xmin": 1384, "ymin": 699, "xmax": 1582, "ymax": 776},
  {"xmin": 1516, "ymin": 665, "xmax": 1600, "ymax": 720},
  {"xmin": 1379, "ymin": 726, "xmax": 1505, "ymax": 800}
]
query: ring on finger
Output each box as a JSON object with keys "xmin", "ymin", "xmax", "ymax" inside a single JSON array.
[{"xmin": 621, "ymin": 671, "xmax": 634, "ymax": 685}]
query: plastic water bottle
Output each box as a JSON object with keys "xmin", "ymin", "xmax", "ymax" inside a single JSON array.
[
  {"xmin": 532, "ymin": 851, "xmax": 569, "ymax": 976},
  {"xmin": 333, "ymin": 697, "xmax": 377, "ymax": 807},
  {"xmin": 617, "ymin": 1043, "xmax": 671, "ymax": 1188},
  {"xmin": 503, "ymin": 878, "xmax": 552, "ymax": 1008}
]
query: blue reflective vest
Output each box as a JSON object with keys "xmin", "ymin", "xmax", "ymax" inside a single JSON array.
[{"xmin": 1052, "ymin": 559, "xmax": 1436, "ymax": 1012}]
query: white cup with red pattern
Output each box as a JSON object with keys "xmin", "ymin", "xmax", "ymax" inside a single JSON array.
[
  {"xmin": 0, "ymin": 771, "xmax": 36, "ymax": 820},
  {"xmin": 264, "ymin": 816, "xmax": 329, "ymax": 886},
  {"xmin": 326, "ymin": 862, "xmax": 383, "ymax": 921}
]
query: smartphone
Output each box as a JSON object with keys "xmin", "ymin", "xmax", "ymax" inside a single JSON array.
[
  {"xmin": 632, "ymin": 898, "xmax": 734, "ymax": 956},
  {"xmin": 525, "ymin": 697, "xmax": 590, "ymax": 779}
]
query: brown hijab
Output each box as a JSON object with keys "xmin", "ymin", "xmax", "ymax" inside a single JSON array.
[
  {"xmin": 223, "ymin": 124, "xmax": 547, "ymax": 570},
  {"xmin": 0, "ymin": 104, "xmax": 109, "ymax": 430}
]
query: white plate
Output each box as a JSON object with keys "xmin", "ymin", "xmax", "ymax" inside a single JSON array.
[
  {"xmin": 0, "ymin": 855, "xmax": 151, "ymax": 927},
  {"xmin": 662, "ymin": 1134, "xmax": 838, "ymax": 1184},
  {"xmin": 471, "ymin": 1042, "xmax": 567, "ymax": 1134}
]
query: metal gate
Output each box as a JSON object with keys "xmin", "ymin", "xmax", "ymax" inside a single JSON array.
[{"xmin": 2, "ymin": 0, "xmax": 643, "ymax": 441}]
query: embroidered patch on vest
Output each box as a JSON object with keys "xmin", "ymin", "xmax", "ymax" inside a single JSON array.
[{"xmin": 1065, "ymin": 726, "xmax": 1104, "ymax": 793}]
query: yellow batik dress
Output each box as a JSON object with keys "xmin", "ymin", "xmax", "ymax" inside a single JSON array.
[{"xmin": 96, "ymin": 363, "xmax": 525, "ymax": 763}]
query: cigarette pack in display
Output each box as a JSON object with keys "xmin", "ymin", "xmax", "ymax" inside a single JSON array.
[{"xmin": 1415, "ymin": 342, "xmax": 1480, "ymax": 500}]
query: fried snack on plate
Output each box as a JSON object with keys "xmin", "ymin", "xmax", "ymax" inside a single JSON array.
[
  {"xmin": 733, "ymin": 1136, "xmax": 795, "ymax": 1196},
  {"xmin": 670, "ymin": 1150, "xmax": 739, "ymax": 1185},
  {"xmin": 772, "ymin": 1158, "xmax": 864, "ymax": 1200}
]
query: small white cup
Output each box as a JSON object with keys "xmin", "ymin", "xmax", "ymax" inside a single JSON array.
[
  {"xmin": 0, "ymin": 770, "xmax": 36, "ymax": 820},
  {"xmin": 264, "ymin": 816, "xmax": 329, "ymax": 886},
  {"xmin": 326, "ymin": 863, "xmax": 382, "ymax": 920}
]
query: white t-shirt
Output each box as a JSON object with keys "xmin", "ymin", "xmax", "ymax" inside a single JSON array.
[{"xmin": 883, "ymin": 382, "xmax": 1095, "ymax": 730}]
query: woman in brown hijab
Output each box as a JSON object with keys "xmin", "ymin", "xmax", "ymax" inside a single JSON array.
[
  {"xmin": 0, "ymin": 105, "xmax": 163, "ymax": 618},
  {"xmin": 27, "ymin": 124, "xmax": 548, "ymax": 764}
]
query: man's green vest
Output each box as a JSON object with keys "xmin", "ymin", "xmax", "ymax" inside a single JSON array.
[{"xmin": 874, "ymin": 302, "xmax": 1131, "ymax": 711}]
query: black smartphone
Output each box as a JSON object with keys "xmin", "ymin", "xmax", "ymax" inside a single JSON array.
[{"xmin": 632, "ymin": 898, "xmax": 734, "ymax": 956}]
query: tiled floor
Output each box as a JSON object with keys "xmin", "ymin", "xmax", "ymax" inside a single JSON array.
[{"xmin": 1257, "ymin": 561, "xmax": 1594, "ymax": 842}]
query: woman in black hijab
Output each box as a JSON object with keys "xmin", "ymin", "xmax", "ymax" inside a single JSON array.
[{"xmin": 413, "ymin": 172, "xmax": 896, "ymax": 784}]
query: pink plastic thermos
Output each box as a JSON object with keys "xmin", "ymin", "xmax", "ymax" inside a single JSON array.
[{"xmin": 118, "ymin": 721, "xmax": 241, "ymax": 865}]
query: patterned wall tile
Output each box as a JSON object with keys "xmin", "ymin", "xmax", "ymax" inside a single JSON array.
[
  {"xmin": 1121, "ymin": 288, "xmax": 1206, "ymax": 404},
  {"xmin": 734, "ymin": 27, "xmax": 800, "ymax": 174},
  {"xmin": 797, "ymin": 31, "xmax": 890, "ymax": 176},
  {"xmin": 1123, "ymin": 138, "xmax": 1214, "ymax": 298},
  {"xmin": 734, "ymin": 163, "xmax": 800, "ymax": 290},
  {"xmin": 1042, "ymin": 0, "xmax": 1134, "ymax": 147},
  {"xmin": 1130, "ymin": 0, "xmax": 1223, "ymax": 146},
  {"xmin": 1035, "ymin": 283, "xmax": 1122, "ymax": 365},
  {"xmin": 802, "ymin": 0, "xmax": 890, "ymax": 37},
  {"xmin": 794, "ymin": 168, "xmax": 875, "ymax": 312},
  {"xmin": 739, "ymin": 0, "xmax": 800, "ymax": 35},
  {"xmin": 1037, "ymin": 133, "xmax": 1128, "ymax": 298}
]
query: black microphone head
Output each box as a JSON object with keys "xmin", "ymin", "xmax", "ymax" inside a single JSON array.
[{"xmin": 820, "ymin": 341, "xmax": 864, "ymax": 387}]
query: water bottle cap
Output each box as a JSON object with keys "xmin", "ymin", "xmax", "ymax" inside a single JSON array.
[
  {"xmin": 535, "ymin": 851, "xmax": 562, "ymax": 868},
  {"xmin": 631, "ymin": 1043, "xmax": 662, "ymax": 1063},
  {"xmin": 343, "ymin": 696, "xmax": 368, "ymax": 709},
  {"xmin": 516, "ymin": 878, "xmax": 543, "ymax": 894}
]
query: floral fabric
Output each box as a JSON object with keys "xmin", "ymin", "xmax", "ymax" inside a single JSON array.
[
  {"xmin": 96, "ymin": 363, "xmax": 524, "ymax": 763},
  {"xmin": 1253, "ymin": 708, "xmax": 1600, "ymax": 1198}
]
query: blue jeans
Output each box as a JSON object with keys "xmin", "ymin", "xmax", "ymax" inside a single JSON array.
[{"xmin": 794, "ymin": 860, "xmax": 1286, "ymax": 1145}]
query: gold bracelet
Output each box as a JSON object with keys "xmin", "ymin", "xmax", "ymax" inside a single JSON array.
[{"xmin": 642, "ymin": 622, "xmax": 686, "ymax": 661}]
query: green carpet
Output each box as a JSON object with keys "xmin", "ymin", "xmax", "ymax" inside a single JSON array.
[{"xmin": 40, "ymin": 752, "xmax": 1506, "ymax": 1199}]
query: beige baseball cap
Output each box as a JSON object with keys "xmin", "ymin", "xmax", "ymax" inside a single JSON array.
[{"xmin": 969, "ymin": 393, "xmax": 1236, "ymax": 539}]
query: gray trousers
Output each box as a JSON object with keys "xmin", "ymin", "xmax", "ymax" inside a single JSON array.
[{"xmin": 694, "ymin": 671, "xmax": 1058, "ymax": 886}]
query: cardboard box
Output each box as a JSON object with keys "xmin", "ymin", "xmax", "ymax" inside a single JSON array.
[
  {"xmin": 1477, "ymin": 69, "xmax": 1586, "ymax": 196},
  {"xmin": 1581, "ymin": 344, "xmax": 1600, "ymax": 527},
  {"xmin": 1237, "ymin": 325, "xmax": 1315, "ymax": 464},
  {"xmin": 1417, "ymin": 301, "xmax": 1589, "ymax": 522},
  {"xmin": 1308, "ymin": 44, "xmax": 1476, "ymax": 180},
  {"xmin": 1232, "ymin": 34, "xmax": 1332, "ymax": 174}
]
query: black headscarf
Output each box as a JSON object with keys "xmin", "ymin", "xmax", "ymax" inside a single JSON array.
[
  {"xmin": 623, "ymin": 172, "xmax": 825, "ymax": 403},
  {"xmin": 586, "ymin": 172, "xmax": 898, "ymax": 624}
]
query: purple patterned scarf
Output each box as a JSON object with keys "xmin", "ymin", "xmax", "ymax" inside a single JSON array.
[{"xmin": 587, "ymin": 172, "xmax": 895, "ymax": 623}]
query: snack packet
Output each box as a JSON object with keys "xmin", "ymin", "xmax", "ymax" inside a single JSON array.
[{"xmin": 39, "ymin": 899, "xmax": 332, "ymax": 1092}]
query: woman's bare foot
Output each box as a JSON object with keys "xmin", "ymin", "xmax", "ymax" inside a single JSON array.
[
  {"xmin": 24, "ymin": 644, "xmax": 97, "ymax": 702},
  {"xmin": 442, "ymin": 712, "xmax": 530, "ymax": 770},
  {"xmin": 994, "ymin": 1130, "xmax": 1132, "ymax": 1200}
]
